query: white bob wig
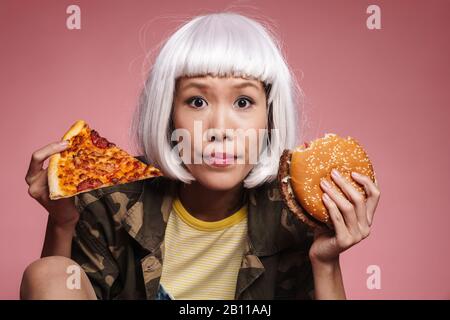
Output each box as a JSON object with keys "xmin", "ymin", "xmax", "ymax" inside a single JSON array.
[{"xmin": 131, "ymin": 11, "xmax": 303, "ymax": 188}]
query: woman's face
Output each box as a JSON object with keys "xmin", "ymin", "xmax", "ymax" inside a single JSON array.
[{"xmin": 172, "ymin": 75, "xmax": 268, "ymax": 191}]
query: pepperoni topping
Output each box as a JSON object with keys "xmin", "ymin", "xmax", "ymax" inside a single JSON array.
[
  {"xmin": 58, "ymin": 123, "xmax": 163, "ymax": 195},
  {"xmin": 73, "ymin": 157, "xmax": 82, "ymax": 167},
  {"xmin": 77, "ymin": 178, "xmax": 102, "ymax": 192},
  {"xmin": 91, "ymin": 130, "xmax": 115, "ymax": 149},
  {"xmin": 102, "ymin": 162, "xmax": 116, "ymax": 172}
]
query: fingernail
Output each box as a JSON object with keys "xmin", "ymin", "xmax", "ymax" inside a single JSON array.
[
  {"xmin": 331, "ymin": 169, "xmax": 341, "ymax": 178},
  {"xmin": 60, "ymin": 140, "xmax": 69, "ymax": 146},
  {"xmin": 320, "ymin": 178, "xmax": 331, "ymax": 189},
  {"xmin": 351, "ymin": 171, "xmax": 362, "ymax": 178}
]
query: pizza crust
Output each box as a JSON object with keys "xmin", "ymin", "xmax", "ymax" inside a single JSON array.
[
  {"xmin": 48, "ymin": 120, "xmax": 86, "ymax": 200},
  {"xmin": 48, "ymin": 153, "xmax": 63, "ymax": 199},
  {"xmin": 62, "ymin": 119, "xmax": 86, "ymax": 141}
]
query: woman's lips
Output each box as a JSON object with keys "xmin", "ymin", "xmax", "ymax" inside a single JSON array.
[{"xmin": 206, "ymin": 152, "xmax": 237, "ymax": 166}]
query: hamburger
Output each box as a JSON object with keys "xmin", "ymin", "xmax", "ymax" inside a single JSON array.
[{"xmin": 277, "ymin": 133, "xmax": 376, "ymax": 229}]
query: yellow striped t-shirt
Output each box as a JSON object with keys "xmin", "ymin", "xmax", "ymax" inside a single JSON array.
[{"xmin": 159, "ymin": 197, "xmax": 248, "ymax": 300}]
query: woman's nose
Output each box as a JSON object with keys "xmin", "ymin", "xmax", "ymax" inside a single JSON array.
[
  {"xmin": 206, "ymin": 106, "xmax": 233, "ymax": 142},
  {"xmin": 206, "ymin": 128, "xmax": 229, "ymax": 142}
]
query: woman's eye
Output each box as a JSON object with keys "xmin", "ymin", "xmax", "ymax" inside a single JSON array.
[
  {"xmin": 235, "ymin": 97, "xmax": 254, "ymax": 109},
  {"xmin": 186, "ymin": 97, "xmax": 207, "ymax": 109}
]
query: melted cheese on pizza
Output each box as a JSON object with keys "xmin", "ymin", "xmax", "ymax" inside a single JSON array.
[{"xmin": 57, "ymin": 123, "xmax": 161, "ymax": 194}]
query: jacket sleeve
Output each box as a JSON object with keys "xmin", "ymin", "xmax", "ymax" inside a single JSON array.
[
  {"xmin": 278, "ymin": 221, "xmax": 316, "ymax": 300},
  {"xmin": 293, "ymin": 217, "xmax": 315, "ymax": 300},
  {"xmin": 71, "ymin": 190, "xmax": 122, "ymax": 300},
  {"xmin": 295, "ymin": 245, "xmax": 315, "ymax": 300}
]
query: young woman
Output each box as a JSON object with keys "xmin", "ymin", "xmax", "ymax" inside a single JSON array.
[{"xmin": 21, "ymin": 12, "xmax": 380, "ymax": 300}]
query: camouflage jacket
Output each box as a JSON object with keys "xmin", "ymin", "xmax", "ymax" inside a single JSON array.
[{"xmin": 72, "ymin": 175, "xmax": 315, "ymax": 300}]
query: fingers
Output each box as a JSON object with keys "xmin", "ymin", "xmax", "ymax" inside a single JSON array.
[
  {"xmin": 27, "ymin": 168, "xmax": 50, "ymax": 203},
  {"xmin": 351, "ymin": 172, "xmax": 381, "ymax": 226},
  {"xmin": 320, "ymin": 177, "xmax": 359, "ymax": 236},
  {"xmin": 330, "ymin": 169, "xmax": 370, "ymax": 236},
  {"xmin": 321, "ymin": 193, "xmax": 361, "ymax": 251},
  {"xmin": 321, "ymin": 193, "xmax": 348, "ymax": 239},
  {"xmin": 318, "ymin": 170, "xmax": 379, "ymax": 253},
  {"xmin": 26, "ymin": 140, "xmax": 68, "ymax": 205},
  {"xmin": 26, "ymin": 141, "xmax": 69, "ymax": 185}
]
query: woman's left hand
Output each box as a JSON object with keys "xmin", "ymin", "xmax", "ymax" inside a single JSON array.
[{"xmin": 309, "ymin": 169, "xmax": 381, "ymax": 265}]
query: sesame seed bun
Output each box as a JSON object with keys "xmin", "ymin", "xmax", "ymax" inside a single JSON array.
[{"xmin": 278, "ymin": 133, "xmax": 376, "ymax": 229}]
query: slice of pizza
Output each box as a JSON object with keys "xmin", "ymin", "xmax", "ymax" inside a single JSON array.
[{"xmin": 48, "ymin": 120, "xmax": 162, "ymax": 200}]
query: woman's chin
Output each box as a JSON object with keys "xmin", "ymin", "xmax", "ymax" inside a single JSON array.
[{"xmin": 190, "ymin": 167, "xmax": 250, "ymax": 191}]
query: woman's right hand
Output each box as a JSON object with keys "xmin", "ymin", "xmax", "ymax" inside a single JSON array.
[{"xmin": 26, "ymin": 141, "xmax": 80, "ymax": 228}]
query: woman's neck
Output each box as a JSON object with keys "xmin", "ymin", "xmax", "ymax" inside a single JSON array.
[{"xmin": 177, "ymin": 181, "xmax": 246, "ymax": 222}]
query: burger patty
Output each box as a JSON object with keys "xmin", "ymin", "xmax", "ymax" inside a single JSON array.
[{"xmin": 277, "ymin": 149, "xmax": 328, "ymax": 229}]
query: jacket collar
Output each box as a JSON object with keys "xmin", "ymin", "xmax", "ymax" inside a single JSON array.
[
  {"xmin": 121, "ymin": 178, "xmax": 176, "ymax": 253},
  {"xmin": 120, "ymin": 177, "xmax": 297, "ymax": 257}
]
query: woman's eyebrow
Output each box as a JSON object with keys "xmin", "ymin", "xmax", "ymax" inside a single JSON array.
[
  {"xmin": 181, "ymin": 82, "xmax": 209, "ymax": 91},
  {"xmin": 181, "ymin": 81, "xmax": 260, "ymax": 91},
  {"xmin": 233, "ymin": 82, "xmax": 260, "ymax": 90}
]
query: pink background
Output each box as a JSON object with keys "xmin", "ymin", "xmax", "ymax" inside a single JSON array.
[{"xmin": 1, "ymin": 0, "xmax": 449, "ymax": 299}]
